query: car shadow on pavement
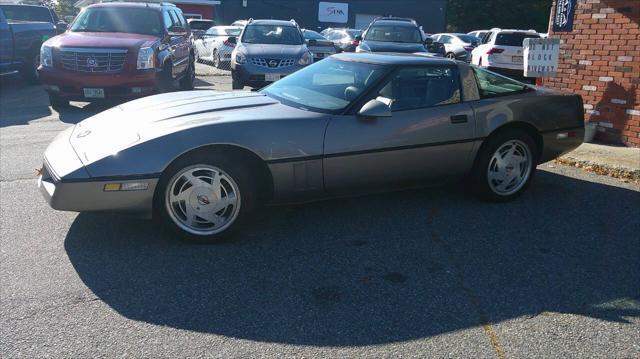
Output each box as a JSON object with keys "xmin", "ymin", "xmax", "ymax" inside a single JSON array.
[
  {"xmin": 0, "ymin": 74, "xmax": 52, "ymax": 127},
  {"xmin": 63, "ymin": 171, "xmax": 640, "ymax": 346}
]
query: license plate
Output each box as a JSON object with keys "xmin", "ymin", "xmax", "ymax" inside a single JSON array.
[
  {"xmin": 265, "ymin": 73, "xmax": 281, "ymax": 82},
  {"xmin": 83, "ymin": 88, "xmax": 105, "ymax": 98},
  {"xmin": 512, "ymin": 56, "xmax": 523, "ymax": 63}
]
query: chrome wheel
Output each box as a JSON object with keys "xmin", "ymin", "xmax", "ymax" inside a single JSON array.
[
  {"xmin": 165, "ymin": 165, "xmax": 241, "ymax": 235},
  {"xmin": 213, "ymin": 49, "xmax": 220, "ymax": 68},
  {"xmin": 446, "ymin": 52, "xmax": 456, "ymax": 59},
  {"xmin": 487, "ymin": 140, "xmax": 532, "ymax": 196}
]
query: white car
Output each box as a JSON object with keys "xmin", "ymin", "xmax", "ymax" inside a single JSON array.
[
  {"xmin": 467, "ymin": 30, "xmax": 489, "ymax": 40},
  {"xmin": 194, "ymin": 26, "xmax": 243, "ymax": 69},
  {"xmin": 431, "ymin": 33, "xmax": 481, "ymax": 62},
  {"xmin": 471, "ymin": 28, "xmax": 540, "ymax": 81}
]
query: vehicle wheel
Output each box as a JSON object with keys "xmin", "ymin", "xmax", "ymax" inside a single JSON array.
[
  {"xmin": 446, "ymin": 52, "xmax": 456, "ymax": 59},
  {"xmin": 179, "ymin": 55, "xmax": 195, "ymax": 91},
  {"xmin": 155, "ymin": 153, "xmax": 258, "ymax": 243},
  {"xmin": 212, "ymin": 49, "xmax": 221, "ymax": 69},
  {"xmin": 48, "ymin": 93, "xmax": 69, "ymax": 109},
  {"xmin": 231, "ymin": 71, "xmax": 244, "ymax": 90},
  {"xmin": 158, "ymin": 62, "xmax": 175, "ymax": 93},
  {"xmin": 471, "ymin": 130, "xmax": 537, "ymax": 201},
  {"xmin": 20, "ymin": 51, "xmax": 40, "ymax": 84}
]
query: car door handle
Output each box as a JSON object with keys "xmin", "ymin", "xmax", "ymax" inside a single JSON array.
[{"xmin": 450, "ymin": 115, "xmax": 468, "ymax": 124}]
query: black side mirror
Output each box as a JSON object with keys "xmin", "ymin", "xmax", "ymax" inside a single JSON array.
[
  {"xmin": 355, "ymin": 35, "xmax": 363, "ymax": 42},
  {"xmin": 56, "ymin": 22, "xmax": 67, "ymax": 33},
  {"xmin": 226, "ymin": 36, "xmax": 237, "ymax": 44}
]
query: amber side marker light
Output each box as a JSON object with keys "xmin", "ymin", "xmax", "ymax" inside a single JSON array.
[{"xmin": 103, "ymin": 183, "xmax": 149, "ymax": 192}]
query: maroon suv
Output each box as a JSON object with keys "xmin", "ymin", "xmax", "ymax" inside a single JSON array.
[{"xmin": 38, "ymin": 2, "xmax": 195, "ymax": 107}]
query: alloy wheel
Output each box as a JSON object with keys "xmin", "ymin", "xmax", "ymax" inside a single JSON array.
[
  {"xmin": 486, "ymin": 140, "xmax": 532, "ymax": 196},
  {"xmin": 165, "ymin": 165, "xmax": 241, "ymax": 235}
]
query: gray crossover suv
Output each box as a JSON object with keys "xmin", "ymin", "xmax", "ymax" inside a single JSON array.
[{"xmin": 230, "ymin": 19, "xmax": 313, "ymax": 89}]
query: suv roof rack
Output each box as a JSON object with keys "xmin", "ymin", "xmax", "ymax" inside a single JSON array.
[
  {"xmin": 92, "ymin": 0, "xmax": 175, "ymax": 6},
  {"xmin": 373, "ymin": 16, "xmax": 417, "ymax": 25}
]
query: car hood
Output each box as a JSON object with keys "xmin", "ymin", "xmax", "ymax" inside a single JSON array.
[
  {"xmin": 45, "ymin": 31, "xmax": 159, "ymax": 51},
  {"xmin": 70, "ymin": 91, "xmax": 279, "ymax": 165},
  {"xmin": 239, "ymin": 44, "xmax": 307, "ymax": 57},
  {"xmin": 361, "ymin": 40, "xmax": 426, "ymax": 53}
]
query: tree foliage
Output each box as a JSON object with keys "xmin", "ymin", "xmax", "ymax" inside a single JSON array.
[
  {"xmin": 446, "ymin": 0, "xmax": 553, "ymax": 33},
  {"xmin": 54, "ymin": 0, "xmax": 79, "ymax": 18}
]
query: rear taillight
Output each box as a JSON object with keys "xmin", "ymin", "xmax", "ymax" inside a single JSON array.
[
  {"xmin": 351, "ymin": 40, "xmax": 360, "ymax": 47},
  {"xmin": 487, "ymin": 48, "xmax": 504, "ymax": 55},
  {"xmin": 223, "ymin": 39, "xmax": 234, "ymax": 47}
]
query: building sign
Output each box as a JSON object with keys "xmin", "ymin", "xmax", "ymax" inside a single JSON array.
[
  {"xmin": 552, "ymin": 0, "xmax": 577, "ymax": 32},
  {"xmin": 524, "ymin": 38, "xmax": 561, "ymax": 77},
  {"xmin": 318, "ymin": 2, "xmax": 348, "ymax": 23}
]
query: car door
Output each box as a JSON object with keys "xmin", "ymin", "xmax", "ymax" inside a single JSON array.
[
  {"xmin": 324, "ymin": 65, "xmax": 476, "ymax": 192},
  {"xmin": 170, "ymin": 9, "xmax": 190, "ymax": 75},
  {"xmin": 0, "ymin": 10, "xmax": 12, "ymax": 68}
]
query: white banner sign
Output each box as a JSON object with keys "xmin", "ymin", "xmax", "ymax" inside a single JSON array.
[
  {"xmin": 318, "ymin": 2, "xmax": 348, "ymax": 23},
  {"xmin": 524, "ymin": 38, "xmax": 560, "ymax": 77}
]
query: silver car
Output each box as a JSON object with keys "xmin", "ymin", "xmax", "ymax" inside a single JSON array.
[
  {"xmin": 230, "ymin": 19, "xmax": 313, "ymax": 89},
  {"xmin": 431, "ymin": 33, "xmax": 481, "ymax": 62},
  {"xmin": 39, "ymin": 53, "xmax": 585, "ymax": 243},
  {"xmin": 194, "ymin": 25, "xmax": 242, "ymax": 69}
]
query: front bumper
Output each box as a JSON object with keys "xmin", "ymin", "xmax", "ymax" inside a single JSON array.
[
  {"xmin": 38, "ymin": 128, "xmax": 158, "ymax": 216},
  {"xmin": 232, "ymin": 61, "xmax": 307, "ymax": 87},
  {"xmin": 38, "ymin": 66, "xmax": 160, "ymax": 101}
]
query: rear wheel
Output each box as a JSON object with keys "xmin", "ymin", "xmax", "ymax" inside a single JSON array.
[
  {"xmin": 20, "ymin": 51, "xmax": 40, "ymax": 84},
  {"xmin": 471, "ymin": 130, "xmax": 537, "ymax": 201},
  {"xmin": 158, "ymin": 62, "xmax": 175, "ymax": 93},
  {"xmin": 155, "ymin": 153, "xmax": 258, "ymax": 243}
]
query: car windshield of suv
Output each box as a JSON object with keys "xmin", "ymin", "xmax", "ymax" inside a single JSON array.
[
  {"xmin": 303, "ymin": 30, "xmax": 326, "ymax": 40},
  {"xmin": 262, "ymin": 58, "xmax": 387, "ymax": 113},
  {"xmin": 346, "ymin": 29, "xmax": 362, "ymax": 38},
  {"xmin": 365, "ymin": 25, "xmax": 422, "ymax": 43},
  {"xmin": 242, "ymin": 24, "xmax": 303, "ymax": 45},
  {"xmin": 0, "ymin": 5, "xmax": 52, "ymax": 22},
  {"xmin": 495, "ymin": 32, "xmax": 540, "ymax": 46},
  {"xmin": 189, "ymin": 20, "xmax": 213, "ymax": 30},
  {"xmin": 70, "ymin": 7, "xmax": 162, "ymax": 36}
]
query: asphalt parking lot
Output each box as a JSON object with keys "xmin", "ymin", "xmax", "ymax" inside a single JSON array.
[{"xmin": 1, "ymin": 65, "xmax": 639, "ymax": 357}]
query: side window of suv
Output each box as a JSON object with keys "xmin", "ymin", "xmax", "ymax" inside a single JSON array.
[
  {"xmin": 163, "ymin": 10, "xmax": 173, "ymax": 31},
  {"xmin": 377, "ymin": 66, "xmax": 461, "ymax": 111}
]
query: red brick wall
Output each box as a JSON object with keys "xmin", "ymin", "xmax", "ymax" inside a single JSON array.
[{"xmin": 540, "ymin": 0, "xmax": 640, "ymax": 147}]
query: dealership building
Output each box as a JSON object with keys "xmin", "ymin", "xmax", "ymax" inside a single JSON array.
[{"xmin": 75, "ymin": 0, "xmax": 447, "ymax": 33}]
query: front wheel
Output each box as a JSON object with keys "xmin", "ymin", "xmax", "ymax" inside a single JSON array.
[
  {"xmin": 471, "ymin": 130, "xmax": 537, "ymax": 201},
  {"xmin": 213, "ymin": 49, "xmax": 221, "ymax": 68},
  {"xmin": 231, "ymin": 70, "xmax": 244, "ymax": 90},
  {"xmin": 445, "ymin": 52, "xmax": 456, "ymax": 59},
  {"xmin": 179, "ymin": 56, "xmax": 195, "ymax": 90},
  {"xmin": 48, "ymin": 93, "xmax": 69, "ymax": 109},
  {"xmin": 155, "ymin": 153, "xmax": 257, "ymax": 243},
  {"xmin": 20, "ymin": 51, "xmax": 40, "ymax": 84}
]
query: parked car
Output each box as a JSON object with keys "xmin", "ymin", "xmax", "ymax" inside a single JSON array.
[
  {"xmin": 471, "ymin": 28, "xmax": 540, "ymax": 82},
  {"xmin": 230, "ymin": 19, "xmax": 312, "ymax": 90},
  {"xmin": 39, "ymin": 53, "xmax": 584, "ymax": 243},
  {"xmin": 431, "ymin": 33, "xmax": 480, "ymax": 62},
  {"xmin": 194, "ymin": 25, "xmax": 241, "ymax": 69},
  {"xmin": 187, "ymin": 18, "xmax": 215, "ymax": 39},
  {"xmin": 301, "ymin": 29, "xmax": 337, "ymax": 61},
  {"xmin": 467, "ymin": 30, "xmax": 489, "ymax": 40},
  {"xmin": 321, "ymin": 27, "xmax": 362, "ymax": 52},
  {"xmin": 0, "ymin": 8, "xmax": 56, "ymax": 83},
  {"xmin": 356, "ymin": 17, "xmax": 444, "ymax": 56},
  {"xmin": 38, "ymin": 2, "xmax": 195, "ymax": 108},
  {"xmin": 0, "ymin": 4, "xmax": 66, "ymax": 34}
]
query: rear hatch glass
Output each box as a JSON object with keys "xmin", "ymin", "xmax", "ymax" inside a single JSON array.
[{"xmin": 495, "ymin": 32, "xmax": 540, "ymax": 46}]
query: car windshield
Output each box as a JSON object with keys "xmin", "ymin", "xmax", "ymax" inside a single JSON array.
[
  {"xmin": 242, "ymin": 24, "xmax": 303, "ymax": 45},
  {"xmin": 456, "ymin": 34, "xmax": 480, "ymax": 44},
  {"xmin": 346, "ymin": 29, "xmax": 362, "ymax": 37},
  {"xmin": 365, "ymin": 25, "xmax": 422, "ymax": 43},
  {"xmin": 70, "ymin": 7, "xmax": 163, "ymax": 36},
  {"xmin": 495, "ymin": 32, "xmax": 540, "ymax": 46},
  {"xmin": 304, "ymin": 30, "xmax": 326, "ymax": 40},
  {"xmin": 189, "ymin": 21, "xmax": 212, "ymax": 30},
  {"xmin": 0, "ymin": 5, "xmax": 52, "ymax": 22},
  {"xmin": 262, "ymin": 58, "xmax": 388, "ymax": 113}
]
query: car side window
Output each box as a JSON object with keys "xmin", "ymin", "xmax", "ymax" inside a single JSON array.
[
  {"xmin": 163, "ymin": 11, "xmax": 173, "ymax": 30},
  {"xmin": 440, "ymin": 35, "xmax": 452, "ymax": 44},
  {"xmin": 377, "ymin": 66, "xmax": 461, "ymax": 112},
  {"xmin": 473, "ymin": 67, "xmax": 530, "ymax": 98},
  {"xmin": 170, "ymin": 10, "xmax": 183, "ymax": 27}
]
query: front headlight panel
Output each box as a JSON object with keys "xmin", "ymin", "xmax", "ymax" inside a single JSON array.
[
  {"xmin": 298, "ymin": 51, "xmax": 312, "ymax": 65},
  {"xmin": 235, "ymin": 52, "xmax": 246, "ymax": 65},
  {"xmin": 137, "ymin": 47, "xmax": 155, "ymax": 70},
  {"xmin": 40, "ymin": 45, "xmax": 53, "ymax": 67}
]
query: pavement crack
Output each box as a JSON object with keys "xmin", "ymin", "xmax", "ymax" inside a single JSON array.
[
  {"xmin": 426, "ymin": 205, "xmax": 508, "ymax": 359},
  {"xmin": 0, "ymin": 177, "xmax": 38, "ymax": 183}
]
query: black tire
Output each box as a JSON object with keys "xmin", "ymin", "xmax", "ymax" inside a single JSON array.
[
  {"xmin": 158, "ymin": 62, "xmax": 175, "ymax": 93},
  {"xmin": 48, "ymin": 93, "xmax": 69, "ymax": 109},
  {"xmin": 213, "ymin": 49, "xmax": 221, "ymax": 69},
  {"xmin": 154, "ymin": 152, "xmax": 258, "ymax": 243},
  {"xmin": 179, "ymin": 56, "xmax": 195, "ymax": 91},
  {"xmin": 20, "ymin": 51, "xmax": 40, "ymax": 84},
  {"xmin": 231, "ymin": 70, "xmax": 244, "ymax": 90},
  {"xmin": 471, "ymin": 130, "xmax": 538, "ymax": 202}
]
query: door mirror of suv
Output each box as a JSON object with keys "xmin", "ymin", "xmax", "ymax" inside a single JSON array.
[
  {"xmin": 358, "ymin": 99, "xmax": 392, "ymax": 119},
  {"xmin": 56, "ymin": 22, "xmax": 68, "ymax": 33},
  {"xmin": 168, "ymin": 25, "xmax": 186, "ymax": 35},
  {"xmin": 226, "ymin": 36, "xmax": 237, "ymax": 44}
]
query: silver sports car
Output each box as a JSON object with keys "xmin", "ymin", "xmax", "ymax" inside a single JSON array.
[{"xmin": 39, "ymin": 53, "xmax": 584, "ymax": 242}]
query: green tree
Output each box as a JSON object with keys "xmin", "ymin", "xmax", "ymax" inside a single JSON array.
[
  {"xmin": 446, "ymin": 0, "xmax": 553, "ymax": 33},
  {"xmin": 55, "ymin": 0, "xmax": 79, "ymax": 18}
]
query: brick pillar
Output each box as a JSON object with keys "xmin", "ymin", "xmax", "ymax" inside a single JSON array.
[{"xmin": 540, "ymin": 0, "xmax": 640, "ymax": 147}]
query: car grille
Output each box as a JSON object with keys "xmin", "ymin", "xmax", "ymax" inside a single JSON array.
[
  {"xmin": 249, "ymin": 58, "xmax": 295, "ymax": 68},
  {"xmin": 59, "ymin": 47, "xmax": 128, "ymax": 73}
]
